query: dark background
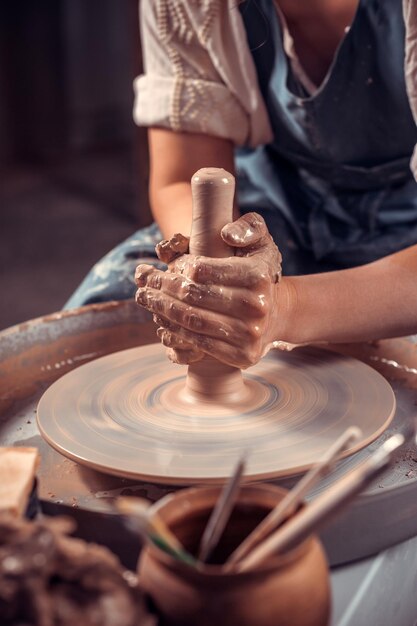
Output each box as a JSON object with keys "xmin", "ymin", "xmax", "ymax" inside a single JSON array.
[{"xmin": 0, "ymin": 0, "xmax": 152, "ymax": 330}]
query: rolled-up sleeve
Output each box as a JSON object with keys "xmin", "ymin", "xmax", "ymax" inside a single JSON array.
[{"xmin": 134, "ymin": 0, "xmax": 272, "ymax": 147}]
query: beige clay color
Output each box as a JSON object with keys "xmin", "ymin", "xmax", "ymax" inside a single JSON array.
[{"xmin": 185, "ymin": 168, "xmax": 245, "ymax": 401}]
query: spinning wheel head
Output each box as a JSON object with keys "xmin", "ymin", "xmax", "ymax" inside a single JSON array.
[{"xmin": 37, "ymin": 344, "xmax": 396, "ymax": 485}]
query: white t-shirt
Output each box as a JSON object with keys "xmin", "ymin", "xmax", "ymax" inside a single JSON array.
[{"xmin": 134, "ymin": 0, "xmax": 272, "ymax": 147}]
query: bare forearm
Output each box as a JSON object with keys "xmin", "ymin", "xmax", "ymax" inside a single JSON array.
[
  {"xmin": 148, "ymin": 128, "xmax": 236, "ymax": 239},
  {"xmin": 280, "ymin": 246, "xmax": 417, "ymax": 344},
  {"xmin": 151, "ymin": 182, "xmax": 193, "ymax": 239}
]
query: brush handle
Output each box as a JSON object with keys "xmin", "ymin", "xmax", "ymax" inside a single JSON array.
[
  {"xmin": 226, "ymin": 426, "xmax": 361, "ymax": 567},
  {"xmin": 237, "ymin": 434, "xmax": 405, "ymax": 572}
]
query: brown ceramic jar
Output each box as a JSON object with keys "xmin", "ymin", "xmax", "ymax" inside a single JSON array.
[{"xmin": 138, "ymin": 484, "xmax": 330, "ymax": 626}]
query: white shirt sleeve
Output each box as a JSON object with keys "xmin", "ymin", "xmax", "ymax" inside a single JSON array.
[{"xmin": 134, "ymin": 0, "xmax": 273, "ymax": 147}]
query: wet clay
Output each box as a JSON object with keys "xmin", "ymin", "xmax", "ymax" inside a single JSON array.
[{"xmin": 185, "ymin": 168, "xmax": 245, "ymax": 401}]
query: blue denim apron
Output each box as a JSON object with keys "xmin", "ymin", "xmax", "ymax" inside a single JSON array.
[
  {"xmin": 237, "ymin": 0, "xmax": 417, "ymax": 274},
  {"xmin": 66, "ymin": 0, "xmax": 417, "ymax": 307}
]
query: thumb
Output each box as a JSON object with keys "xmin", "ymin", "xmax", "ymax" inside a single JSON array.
[{"xmin": 221, "ymin": 212, "xmax": 269, "ymax": 249}]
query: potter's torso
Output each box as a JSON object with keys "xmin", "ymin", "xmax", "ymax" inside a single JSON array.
[
  {"xmin": 236, "ymin": 0, "xmax": 417, "ymax": 268},
  {"xmin": 240, "ymin": 0, "xmax": 417, "ymax": 176},
  {"xmin": 274, "ymin": 0, "xmax": 359, "ymax": 87}
]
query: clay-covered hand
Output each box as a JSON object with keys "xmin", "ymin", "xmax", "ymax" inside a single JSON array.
[
  {"xmin": 136, "ymin": 232, "xmax": 204, "ymax": 365},
  {"xmin": 135, "ymin": 213, "xmax": 283, "ymax": 369}
]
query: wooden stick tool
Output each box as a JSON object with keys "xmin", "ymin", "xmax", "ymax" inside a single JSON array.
[
  {"xmin": 226, "ymin": 426, "xmax": 361, "ymax": 567},
  {"xmin": 237, "ymin": 428, "xmax": 413, "ymax": 572},
  {"xmin": 198, "ymin": 452, "xmax": 247, "ymax": 563}
]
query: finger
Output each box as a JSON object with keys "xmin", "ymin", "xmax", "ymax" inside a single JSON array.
[
  {"xmin": 136, "ymin": 287, "xmax": 260, "ymax": 346},
  {"xmin": 172, "ymin": 255, "xmax": 271, "ymax": 288},
  {"xmin": 141, "ymin": 254, "xmax": 274, "ymax": 291},
  {"xmin": 154, "ymin": 315, "xmax": 259, "ymax": 369},
  {"xmin": 146, "ymin": 271, "xmax": 267, "ymax": 318},
  {"xmin": 157, "ymin": 327, "xmax": 204, "ymax": 365},
  {"xmin": 221, "ymin": 213, "xmax": 270, "ymax": 249},
  {"xmin": 135, "ymin": 263, "xmax": 159, "ymax": 287},
  {"xmin": 221, "ymin": 213, "xmax": 282, "ymax": 273},
  {"xmin": 166, "ymin": 347, "xmax": 204, "ymax": 365},
  {"xmin": 167, "ymin": 348, "xmax": 204, "ymax": 365},
  {"xmin": 155, "ymin": 233, "xmax": 189, "ymax": 264},
  {"xmin": 156, "ymin": 327, "xmax": 203, "ymax": 364},
  {"xmin": 157, "ymin": 326, "xmax": 199, "ymax": 350}
]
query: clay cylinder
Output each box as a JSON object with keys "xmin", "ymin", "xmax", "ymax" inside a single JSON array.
[
  {"xmin": 189, "ymin": 168, "xmax": 235, "ymax": 257},
  {"xmin": 186, "ymin": 168, "xmax": 244, "ymax": 401},
  {"xmin": 138, "ymin": 484, "xmax": 331, "ymax": 626}
]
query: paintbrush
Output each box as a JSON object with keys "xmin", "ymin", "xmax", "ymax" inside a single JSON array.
[
  {"xmin": 198, "ymin": 452, "xmax": 247, "ymax": 563},
  {"xmin": 115, "ymin": 496, "xmax": 197, "ymax": 567},
  {"xmin": 236, "ymin": 426, "xmax": 414, "ymax": 572},
  {"xmin": 226, "ymin": 426, "xmax": 361, "ymax": 568}
]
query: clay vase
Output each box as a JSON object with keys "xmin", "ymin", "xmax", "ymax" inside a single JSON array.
[{"xmin": 138, "ymin": 484, "xmax": 330, "ymax": 626}]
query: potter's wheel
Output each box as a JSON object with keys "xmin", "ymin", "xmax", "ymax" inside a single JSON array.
[
  {"xmin": 1, "ymin": 301, "xmax": 417, "ymax": 565},
  {"xmin": 36, "ymin": 342, "xmax": 395, "ymax": 484}
]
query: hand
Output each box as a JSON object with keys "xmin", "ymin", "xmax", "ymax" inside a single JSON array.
[
  {"xmin": 135, "ymin": 213, "xmax": 283, "ymax": 369},
  {"xmin": 136, "ymin": 233, "xmax": 204, "ymax": 364}
]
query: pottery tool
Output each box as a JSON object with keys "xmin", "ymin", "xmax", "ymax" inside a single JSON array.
[
  {"xmin": 237, "ymin": 428, "xmax": 414, "ymax": 572},
  {"xmin": 115, "ymin": 496, "xmax": 197, "ymax": 567},
  {"xmin": 36, "ymin": 168, "xmax": 396, "ymax": 485},
  {"xmin": 198, "ymin": 452, "xmax": 247, "ymax": 562},
  {"xmin": 226, "ymin": 426, "xmax": 361, "ymax": 567},
  {"xmin": 0, "ymin": 447, "xmax": 39, "ymax": 518}
]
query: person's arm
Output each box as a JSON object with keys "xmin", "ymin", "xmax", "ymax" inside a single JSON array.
[
  {"xmin": 148, "ymin": 128, "xmax": 237, "ymax": 239},
  {"xmin": 285, "ymin": 244, "xmax": 417, "ymax": 344}
]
